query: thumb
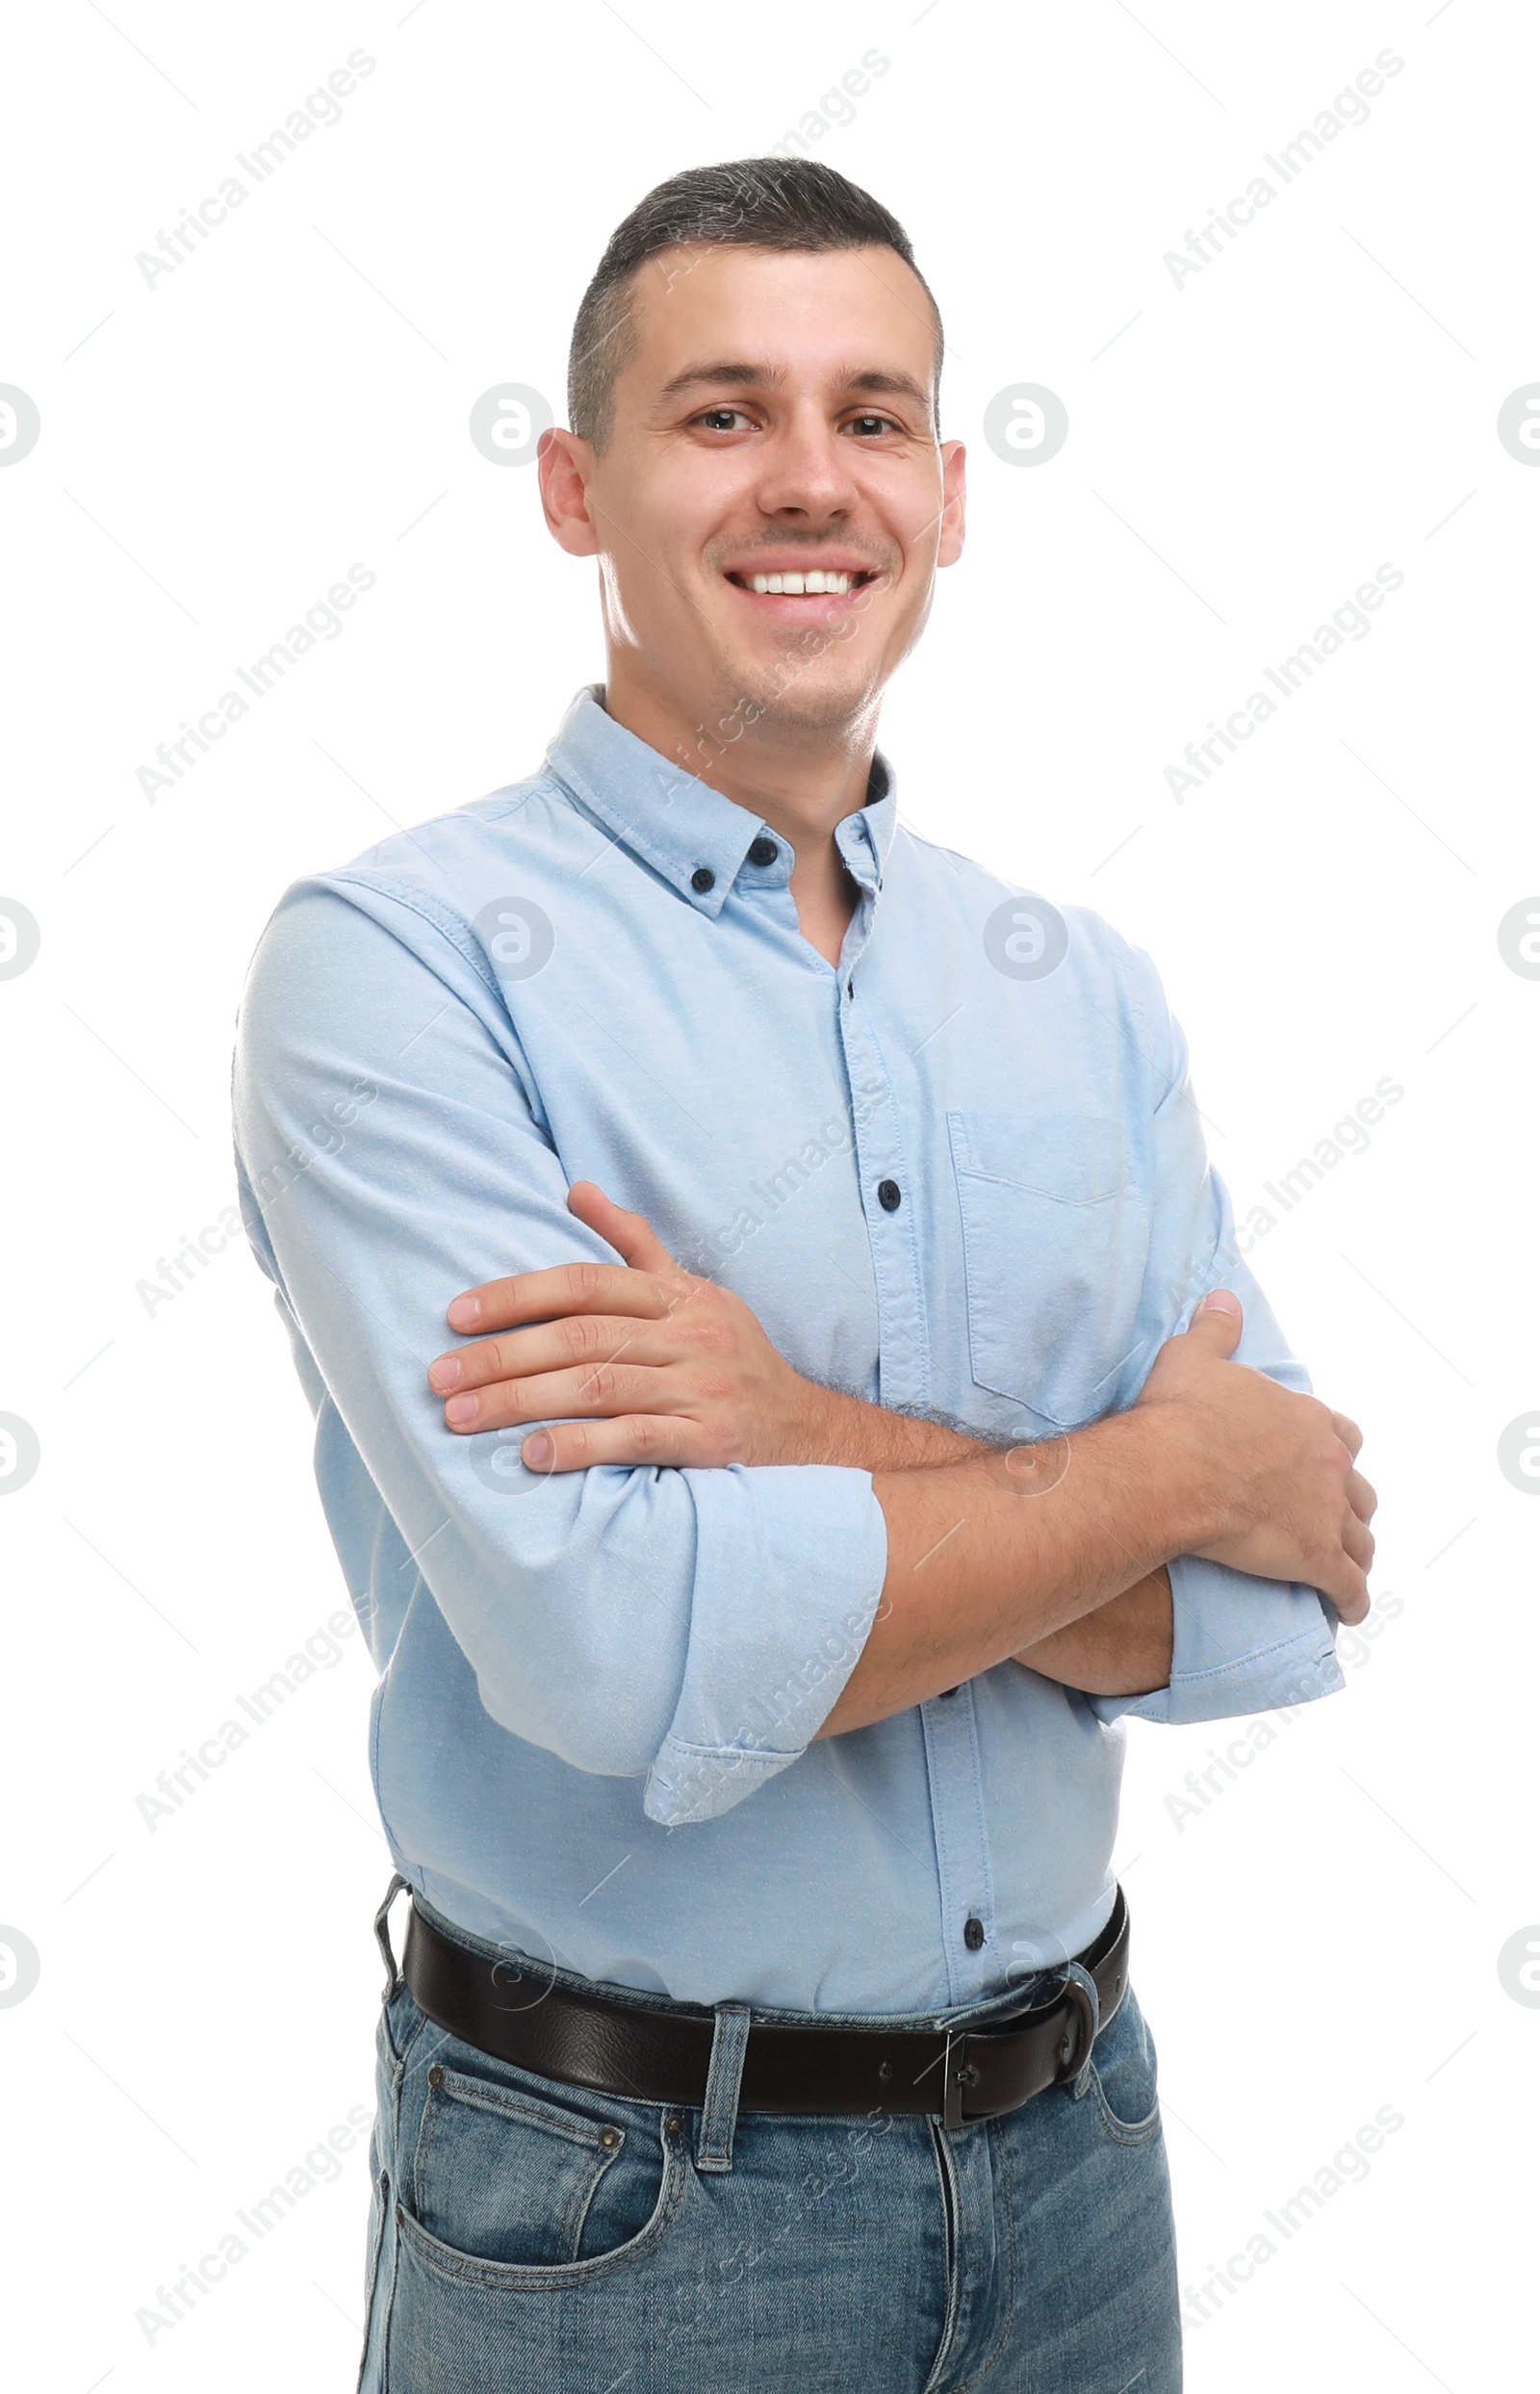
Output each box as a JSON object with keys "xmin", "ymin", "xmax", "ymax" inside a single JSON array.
[
  {"xmin": 1184, "ymin": 1287, "xmax": 1245, "ymax": 1356},
  {"xmin": 567, "ymin": 1179, "xmax": 678, "ymax": 1272}
]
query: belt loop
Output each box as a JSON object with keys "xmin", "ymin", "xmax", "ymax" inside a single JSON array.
[
  {"xmin": 696, "ymin": 2001, "xmax": 752, "ymax": 2173},
  {"xmin": 1055, "ymin": 1959, "xmax": 1102, "ymax": 2099},
  {"xmin": 373, "ymin": 1872, "xmax": 412, "ymax": 2004}
]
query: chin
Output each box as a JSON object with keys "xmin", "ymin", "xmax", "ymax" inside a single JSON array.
[
  {"xmin": 720, "ymin": 649, "xmax": 886, "ymax": 731},
  {"xmin": 756, "ymin": 690, "xmax": 875, "ymax": 736}
]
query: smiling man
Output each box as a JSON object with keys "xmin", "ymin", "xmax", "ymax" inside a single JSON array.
[{"xmin": 234, "ymin": 159, "xmax": 1374, "ymax": 2394}]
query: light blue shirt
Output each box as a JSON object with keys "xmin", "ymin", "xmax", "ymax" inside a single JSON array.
[{"xmin": 232, "ymin": 684, "xmax": 1342, "ymax": 2014}]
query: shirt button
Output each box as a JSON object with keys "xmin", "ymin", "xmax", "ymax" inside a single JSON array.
[
  {"xmin": 963, "ymin": 1917, "xmax": 986, "ymax": 1952},
  {"xmin": 877, "ymin": 1179, "xmax": 902, "ymax": 1212},
  {"xmin": 747, "ymin": 836, "xmax": 779, "ymax": 867},
  {"xmin": 690, "ymin": 866, "xmax": 715, "ymax": 893}
]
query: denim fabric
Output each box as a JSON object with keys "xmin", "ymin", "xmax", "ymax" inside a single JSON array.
[{"xmin": 355, "ymin": 1900, "xmax": 1180, "ymax": 2393}]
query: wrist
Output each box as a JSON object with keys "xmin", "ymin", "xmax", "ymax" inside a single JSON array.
[
  {"xmin": 1077, "ymin": 1405, "xmax": 1214, "ymax": 1563},
  {"xmin": 774, "ymin": 1376, "xmax": 850, "ymax": 1466}
]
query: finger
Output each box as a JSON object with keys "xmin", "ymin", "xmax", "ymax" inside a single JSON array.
[
  {"xmin": 567, "ymin": 1179, "xmax": 678, "ymax": 1273},
  {"xmin": 1345, "ymin": 1466, "xmax": 1377, "ymax": 1525},
  {"xmin": 1341, "ymin": 1514, "xmax": 1375, "ymax": 1573},
  {"xmin": 1319, "ymin": 1559, "xmax": 1371, "ymax": 1626},
  {"xmin": 518, "ymin": 1415, "xmax": 701, "ymax": 1473},
  {"xmin": 1182, "ymin": 1289, "xmax": 1245, "ymax": 1356},
  {"xmin": 430, "ymin": 1313, "xmax": 689, "ymax": 1397},
  {"xmin": 441, "ymin": 1357, "xmax": 684, "ymax": 1433},
  {"xmin": 446, "ymin": 1258, "xmax": 690, "ymax": 1334},
  {"xmin": 1329, "ymin": 1410, "xmax": 1363, "ymax": 1460}
]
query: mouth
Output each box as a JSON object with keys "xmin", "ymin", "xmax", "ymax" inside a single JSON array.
[{"xmin": 722, "ymin": 565, "xmax": 885, "ymax": 610}]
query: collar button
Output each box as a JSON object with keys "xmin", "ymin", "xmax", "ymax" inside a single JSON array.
[
  {"xmin": 690, "ymin": 866, "xmax": 715, "ymax": 894},
  {"xmin": 747, "ymin": 837, "xmax": 779, "ymax": 867}
]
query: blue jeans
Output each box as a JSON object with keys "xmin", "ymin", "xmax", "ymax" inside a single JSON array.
[{"xmin": 356, "ymin": 1901, "xmax": 1181, "ymax": 2392}]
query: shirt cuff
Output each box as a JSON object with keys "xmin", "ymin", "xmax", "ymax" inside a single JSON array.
[
  {"xmin": 1089, "ymin": 1554, "xmax": 1346, "ymax": 1727},
  {"xmin": 642, "ymin": 1464, "xmax": 889, "ymax": 1826}
]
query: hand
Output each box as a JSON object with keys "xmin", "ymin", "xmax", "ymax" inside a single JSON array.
[
  {"xmin": 427, "ymin": 1182, "xmax": 832, "ymax": 1470},
  {"xmin": 1132, "ymin": 1291, "xmax": 1377, "ymax": 1624}
]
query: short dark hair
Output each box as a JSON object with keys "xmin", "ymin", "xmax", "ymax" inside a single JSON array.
[{"xmin": 567, "ymin": 156, "xmax": 943, "ymax": 453}]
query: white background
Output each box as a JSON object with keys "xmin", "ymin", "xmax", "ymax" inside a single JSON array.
[{"xmin": 2, "ymin": 0, "xmax": 1535, "ymax": 2385}]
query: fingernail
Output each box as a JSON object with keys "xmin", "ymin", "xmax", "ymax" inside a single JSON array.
[
  {"xmin": 428, "ymin": 1356, "xmax": 462, "ymax": 1392},
  {"xmin": 1199, "ymin": 1290, "xmax": 1241, "ymax": 1315},
  {"xmin": 523, "ymin": 1431, "xmax": 553, "ymax": 1468},
  {"xmin": 448, "ymin": 1295, "xmax": 480, "ymax": 1329},
  {"xmin": 445, "ymin": 1393, "xmax": 478, "ymax": 1427}
]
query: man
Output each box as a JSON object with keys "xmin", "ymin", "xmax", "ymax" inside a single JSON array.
[{"xmin": 233, "ymin": 158, "xmax": 1375, "ymax": 2393}]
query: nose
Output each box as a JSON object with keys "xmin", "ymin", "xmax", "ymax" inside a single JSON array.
[{"xmin": 750, "ymin": 401, "xmax": 862, "ymax": 524}]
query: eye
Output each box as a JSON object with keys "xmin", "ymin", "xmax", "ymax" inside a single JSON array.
[
  {"xmin": 845, "ymin": 413, "xmax": 901, "ymax": 438},
  {"xmin": 693, "ymin": 407, "xmax": 757, "ymax": 433}
]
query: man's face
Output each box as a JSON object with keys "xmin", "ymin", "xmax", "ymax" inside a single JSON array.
[{"xmin": 548, "ymin": 243, "xmax": 965, "ymax": 746}]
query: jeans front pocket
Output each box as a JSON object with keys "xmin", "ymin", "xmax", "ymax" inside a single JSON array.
[
  {"xmin": 1087, "ymin": 1987, "xmax": 1163, "ymax": 2147},
  {"xmin": 948, "ymin": 1110, "xmax": 1152, "ymax": 1429},
  {"xmin": 407, "ymin": 2057, "xmax": 669, "ymax": 2273}
]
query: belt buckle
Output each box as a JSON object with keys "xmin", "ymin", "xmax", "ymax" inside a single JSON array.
[
  {"xmin": 1051, "ymin": 1974, "xmax": 1098, "ymax": 2085},
  {"xmin": 941, "ymin": 2028, "xmax": 977, "ymax": 2131},
  {"xmin": 942, "ymin": 1970, "xmax": 1098, "ymax": 2128}
]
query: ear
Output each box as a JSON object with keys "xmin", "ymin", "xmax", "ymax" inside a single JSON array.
[
  {"xmin": 539, "ymin": 426, "xmax": 602, "ymax": 559},
  {"xmin": 937, "ymin": 438, "xmax": 966, "ymax": 569}
]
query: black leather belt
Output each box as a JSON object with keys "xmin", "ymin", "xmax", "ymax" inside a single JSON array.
[{"xmin": 394, "ymin": 1886, "xmax": 1129, "ymax": 2131}]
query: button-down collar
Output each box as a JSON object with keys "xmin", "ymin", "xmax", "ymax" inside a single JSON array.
[{"xmin": 544, "ymin": 683, "xmax": 898, "ymax": 915}]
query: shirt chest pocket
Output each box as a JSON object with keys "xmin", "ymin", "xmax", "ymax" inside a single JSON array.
[{"xmin": 947, "ymin": 1110, "xmax": 1152, "ymax": 1429}]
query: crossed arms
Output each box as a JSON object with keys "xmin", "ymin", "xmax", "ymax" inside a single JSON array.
[
  {"xmin": 425, "ymin": 1179, "xmax": 1376, "ymax": 1721},
  {"xmin": 235, "ymin": 888, "xmax": 1374, "ymax": 1825}
]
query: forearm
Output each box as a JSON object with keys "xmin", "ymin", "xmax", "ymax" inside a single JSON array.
[
  {"xmin": 777, "ymin": 1381, "xmax": 997, "ymax": 1471},
  {"xmin": 791, "ymin": 1393, "xmax": 1173, "ymax": 1699},
  {"xmin": 797, "ymin": 1394, "xmax": 1172, "ymax": 1696},
  {"xmin": 817, "ymin": 1409, "xmax": 1197, "ymax": 1738},
  {"xmin": 1014, "ymin": 1565, "xmax": 1174, "ymax": 1697}
]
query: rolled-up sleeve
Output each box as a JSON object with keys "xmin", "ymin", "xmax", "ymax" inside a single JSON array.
[
  {"xmin": 1089, "ymin": 944, "xmax": 1347, "ymax": 1728},
  {"xmin": 232, "ymin": 882, "xmax": 887, "ymax": 1825}
]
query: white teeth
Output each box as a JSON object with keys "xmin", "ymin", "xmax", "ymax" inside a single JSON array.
[{"xmin": 746, "ymin": 570, "xmax": 853, "ymax": 596}]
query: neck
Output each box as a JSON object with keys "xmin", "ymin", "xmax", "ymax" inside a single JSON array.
[
  {"xmin": 600, "ymin": 664, "xmax": 880, "ymax": 852},
  {"xmin": 599, "ymin": 665, "xmax": 878, "ymax": 970}
]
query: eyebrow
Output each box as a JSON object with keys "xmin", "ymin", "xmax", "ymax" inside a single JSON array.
[{"xmin": 654, "ymin": 360, "xmax": 934, "ymax": 420}]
